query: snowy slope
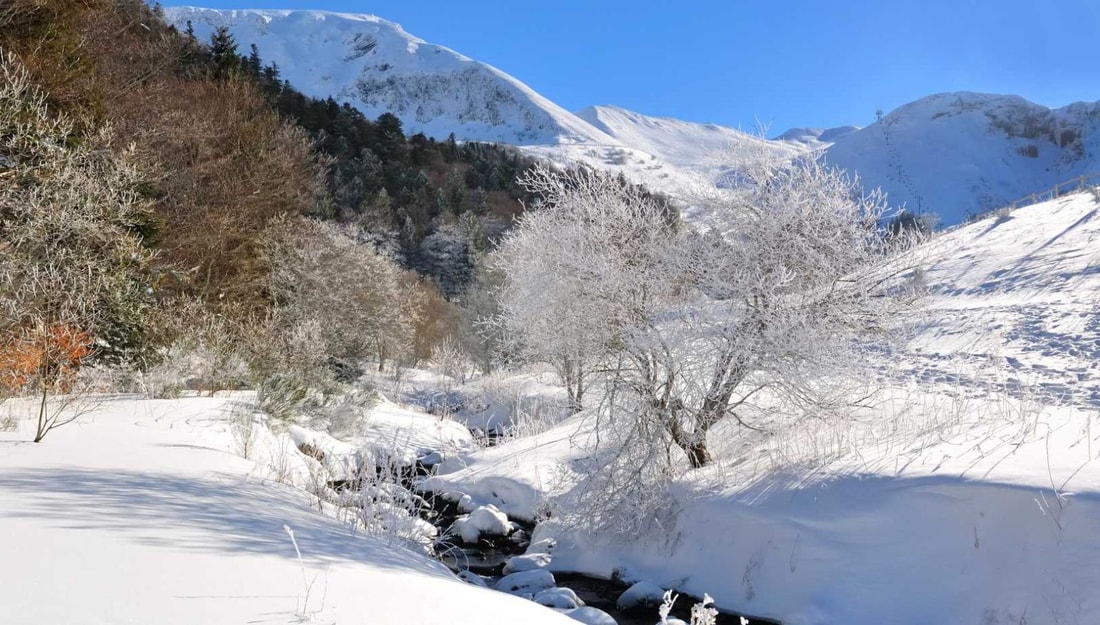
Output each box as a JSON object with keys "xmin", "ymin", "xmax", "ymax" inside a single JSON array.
[
  {"xmin": 775, "ymin": 125, "xmax": 860, "ymax": 146},
  {"xmin": 824, "ymin": 93, "xmax": 1100, "ymax": 225},
  {"xmin": 426, "ymin": 191, "xmax": 1100, "ymax": 625},
  {"xmin": 160, "ymin": 7, "xmax": 808, "ymax": 203},
  {"xmin": 0, "ymin": 395, "xmax": 577, "ymax": 625},
  {"xmin": 576, "ymin": 105, "xmax": 801, "ymax": 168},
  {"xmin": 164, "ymin": 7, "xmax": 618, "ymax": 146}
]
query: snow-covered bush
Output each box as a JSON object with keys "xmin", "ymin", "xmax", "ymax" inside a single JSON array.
[
  {"xmin": 476, "ymin": 371, "xmax": 570, "ymax": 440},
  {"xmin": 656, "ymin": 591, "xmax": 719, "ymax": 625},
  {"xmin": 138, "ymin": 300, "xmax": 256, "ymax": 398},
  {"xmin": 264, "ymin": 218, "xmax": 418, "ymax": 380}
]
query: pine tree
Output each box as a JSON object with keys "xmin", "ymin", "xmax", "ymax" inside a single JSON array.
[
  {"xmin": 247, "ymin": 44, "xmax": 262, "ymax": 77},
  {"xmin": 209, "ymin": 26, "xmax": 239, "ymax": 78},
  {"xmin": 262, "ymin": 61, "xmax": 281, "ymax": 85}
]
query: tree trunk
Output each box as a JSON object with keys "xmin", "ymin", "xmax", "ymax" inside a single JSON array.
[
  {"xmin": 684, "ymin": 439, "xmax": 711, "ymax": 468},
  {"xmin": 33, "ymin": 378, "xmax": 48, "ymax": 443}
]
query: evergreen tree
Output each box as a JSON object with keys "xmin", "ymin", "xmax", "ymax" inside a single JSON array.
[
  {"xmin": 209, "ymin": 26, "xmax": 239, "ymax": 78},
  {"xmin": 247, "ymin": 43, "xmax": 262, "ymax": 77},
  {"xmin": 262, "ymin": 61, "xmax": 281, "ymax": 84}
]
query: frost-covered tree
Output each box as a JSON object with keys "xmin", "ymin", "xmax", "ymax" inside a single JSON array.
[
  {"xmin": 493, "ymin": 166, "xmax": 679, "ymax": 412},
  {"xmin": 496, "ymin": 159, "xmax": 911, "ymax": 471},
  {"xmin": 0, "ymin": 52, "xmax": 156, "ymax": 441},
  {"xmin": 263, "ymin": 218, "xmax": 417, "ymax": 387}
]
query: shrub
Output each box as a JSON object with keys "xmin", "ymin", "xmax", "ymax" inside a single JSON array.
[{"xmin": 0, "ymin": 52, "xmax": 156, "ymax": 441}]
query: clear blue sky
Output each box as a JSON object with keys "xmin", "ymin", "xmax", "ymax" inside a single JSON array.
[{"xmin": 174, "ymin": 1, "xmax": 1100, "ymax": 133}]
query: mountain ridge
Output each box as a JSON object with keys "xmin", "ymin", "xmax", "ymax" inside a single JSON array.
[
  {"xmin": 166, "ymin": 7, "xmax": 1100, "ymax": 225},
  {"xmin": 165, "ymin": 6, "xmax": 619, "ymax": 146}
]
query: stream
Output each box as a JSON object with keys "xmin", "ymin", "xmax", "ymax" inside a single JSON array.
[{"xmin": 415, "ymin": 482, "xmax": 778, "ymax": 625}]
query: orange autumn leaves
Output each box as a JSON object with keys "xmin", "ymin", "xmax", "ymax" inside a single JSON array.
[{"xmin": 0, "ymin": 325, "xmax": 94, "ymax": 394}]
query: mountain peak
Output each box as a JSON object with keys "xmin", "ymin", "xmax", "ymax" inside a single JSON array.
[{"xmin": 164, "ymin": 6, "xmax": 616, "ymax": 146}]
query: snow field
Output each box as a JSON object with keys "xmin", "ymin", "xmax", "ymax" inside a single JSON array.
[{"xmin": 0, "ymin": 394, "xmax": 578, "ymax": 625}]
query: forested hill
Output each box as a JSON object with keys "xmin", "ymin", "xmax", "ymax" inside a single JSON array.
[
  {"xmin": 2, "ymin": 1, "xmax": 545, "ymax": 300},
  {"xmin": 204, "ymin": 23, "xmax": 543, "ymax": 297}
]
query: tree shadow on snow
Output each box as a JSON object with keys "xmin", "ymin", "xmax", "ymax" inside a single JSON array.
[{"xmin": 0, "ymin": 467, "xmax": 440, "ymax": 575}]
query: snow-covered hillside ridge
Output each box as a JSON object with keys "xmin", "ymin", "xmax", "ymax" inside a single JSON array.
[
  {"xmin": 775, "ymin": 125, "xmax": 860, "ymax": 146},
  {"xmin": 576, "ymin": 104, "xmax": 801, "ymax": 168},
  {"xmin": 823, "ymin": 92, "xmax": 1100, "ymax": 225},
  {"xmin": 164, "ymin": 7, "xmax": 617, "ymax": 145}
]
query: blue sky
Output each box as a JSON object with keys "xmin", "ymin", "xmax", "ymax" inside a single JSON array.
[{"xmin": 175, "ymin": 1, "xmax": 1100, "ymax": 133}]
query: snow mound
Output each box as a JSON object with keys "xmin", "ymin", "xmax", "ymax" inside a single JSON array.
[
  {"xmin": 287, "ymin": 424, "xmax": 358, "ymax": 480},
  {"xmin": 535, "ymin": 586, "xmax": 584, "ymax": 609},
  {"xmin": 451, "ymin": 504, "xmax": 512, "ymax": 544},
  {"xmin": 354, "ymin": 396, "xmax": 475, "ymax": 466},
  {"xmin": 495, "ymin": 569, "xmax": 557, "ymax": 597},
  {"xmin": 616, "ymin": 580, "xmax": 666, "ymax": 611},
  {"xmin": 0, "ymin": 395, "xmax": 577, "ymax": 625},
  {"xmin": 562, "ymin": 606, "xmax": 618, "ymax": 625},
  {"xmin": 503, "ymin": 551, "xmax": 553, "ymax": 574}
]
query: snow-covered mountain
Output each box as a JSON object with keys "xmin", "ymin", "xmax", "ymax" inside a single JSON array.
[
  {"xmin": 575, "ymin": 105, "xmax": 799, "ymax": 168},
  {"xmin": 164, "ymin": 7, "xmax": 617, "ymax": 146},
  {"xmin": 822, "ymin": 93, "xmax": 1100, "ymax": 224},
  {"xmin": 776, "ymin": 125, "xmax": 860, "ymax": 146},
  {"xmin": 166, "ymin": 8, "xmax": 1099, "ymax": 226}
]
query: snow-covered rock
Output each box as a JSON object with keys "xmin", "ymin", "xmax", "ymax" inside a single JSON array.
[
  {"xmin": 527, "ymin": 537, "xmax": 558, "ymax": 554},
  {"xmin": 450, "ymin": 504, "xmax": 511, "ymax": 544},
  {"xmin": 287, "ymin": 424, "xmax": 359, "ymax": 481},
  {"xmin": 503, "ymin": 551, "xmax": 553, "ymax": 575},
  {"xmin": 456, "ymin": 569, "xmax": 490, "ymax": 587},
  {"xmin": 494, "ymin": 569, "xmax": 556, "ymax": 597},
  {"xmin": 534, "ymin": 587, "xmax": 584, "ymax": 609},
  {"xmin": 615, "ymin": 580, "xmax": 666, "ymax": 611},
  {"xmin": 562, "ymin": 606, "xmax": 618, "ymax": 625}
]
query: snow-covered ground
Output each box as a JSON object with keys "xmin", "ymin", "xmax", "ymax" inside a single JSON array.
[
  {"xmin": 0, "ymin": 395, "xmax": 577, "ymax": 625},
  {"xmin": 425, "ymin": 191, "xmax": 1100, "ymax": 625}
]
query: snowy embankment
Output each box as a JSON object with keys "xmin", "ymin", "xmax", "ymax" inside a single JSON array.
[
  {"xmin": 0, "ymin": 395, "xmax": 576, "ymax": 625},
  {"xmin": 427, "ymin": 192, "xmax": 1100, "ymax": 625}
]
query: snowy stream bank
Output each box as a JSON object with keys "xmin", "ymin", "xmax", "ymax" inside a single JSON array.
[{"xmin": 407, "ymin": 479, "xmax": 774, "ymax": 625}]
